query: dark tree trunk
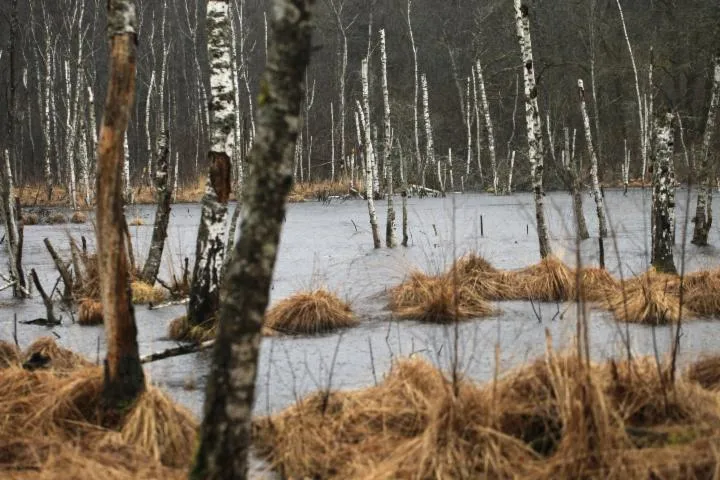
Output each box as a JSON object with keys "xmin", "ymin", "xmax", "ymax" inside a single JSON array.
[
  {"xmin": 190, "ymin": 0, "xmax": 314, "ymax": 478},
  {"xmin": 97, "ymin": 0, "xmax": 145, "ymax": 408},
  {"xmin": 651, "ymin": 113, "xmax": 677, "ymax": 274},
  {"xmin": 141, "ymin": 131, "xmax": 171, "ymax": 285}
]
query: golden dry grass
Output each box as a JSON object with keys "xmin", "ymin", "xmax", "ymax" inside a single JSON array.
[
  {"xmin": 577, "ymin": 266, "xmax": 619, "ymax": 302},
  {"xmin": 70, "ymin": 211, "xmax": 88, "ymax": 224},
  {"xmin": 685, "ymin": 355, "xmax": 720, "ymax": 391},
  {"xmin": 128, "ymin": 216, "xmax": 145, "ymax": 226},
  {"xmin": 513, "ymin": 256, "xmax": 576, "ymax": 302},
  {"xmin": 604, "ymin": 269, "xmax": 688, "ymax": 324},
  {"xmin": 21, "ymin": 213, "xmax": 39, "ymax": 225},
  {"xmin": 264, "ymin": 289, "xmax": 358, "ymax": 335},
  {"xmin": 22, "ymin": 337, "xmax": 93, "ymax": 371},
  {"xmin": 683, "ymin": 268, "xmax": 720, "ymax": 317},
  {"xmin": 130, "ymin": 281, "xmax": 168, "ymax": 305},
  {"xmin": 0, "ymin": 340, "xmax": 20, "ymax": 367},
  {"xmin": 167, "ymin": 316, "xmax": 217, "ymax": 343},
  {"xmin": 0, "ymin": 362, "xmax": 196, "ymax": 479},
  {"xmin": 78, "ymin": 298, "xmax": 104, "ymax": 326},
  {"xmin": 255, "ymin": 350, "xmax": 720, "ymax": 479},
  {"xmin": 46, "ymin": 212, "xmax": 68, "ymax": 225}
]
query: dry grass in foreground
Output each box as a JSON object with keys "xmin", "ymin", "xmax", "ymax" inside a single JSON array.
[
  {"xmin": 0, "ymin": 338, "xmax": 196, "ymax": 479},
  {"xmin": 264, "ymin": 289, "xmax": 358, "ymax": 335},
  {"xmin": 254, "ymin": 350, "xmax": 720, "ymax": 479}
]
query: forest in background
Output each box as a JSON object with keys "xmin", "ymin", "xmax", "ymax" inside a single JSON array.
[{"xmin": 0, "ymin": 0, "xmax": 719, "ymax": 192}]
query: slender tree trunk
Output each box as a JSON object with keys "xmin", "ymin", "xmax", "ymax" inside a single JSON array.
[
  {"xmin": 380, "ymin": 30, "xmax": 396, "ymax": 247},
  {"xmin": 578, "ymin": 79, "xmax": 608, "ymax": 237},
  {"xmin": 472, "ymin": 65, "xmax": 482, "ymax": 186},
  {"xmin": 406, "ymin": 0, "xmax": 421, "ymax": 185},
  {"xmin": 141, "ymin": 132, "xmax": 171, "ymax": 285},
  {"xmin": 691, "ymin": 54, "xmax": 720, "ymax": 246},
  {"xmin": 508, "ymin": 150, "xmax": 515, "ymax": 194},
  {"xmin": 188, "ymin": 0, "xmax": 235, "ymax": 328},
  {"xmin": 145, "ymin": 70, "xmax": 156, "ymax": 186},
  {"xmin": 564, "ymin": 127, "xmax": 590, "ymax": 240},
  {"xmin": 359, "ymin": 60, "xmax": 381, "ymax": 249},
  {"xmin": 651, "ymin": 113, "xmax": 677, "ymax": 274},
  {"xmin": 123, "ymin": 132, "xmax": 132, "ymax": 203},
  {"xmin": 0, "ymin": 150, "xmax": 27, "ymax": 298},
  {"xmin": 43, "ymin": 32, "xmax": 53, "ymax": 200},
  {"xmin": 97, "ymin": 0, "xmax": 145, "ymax": 408},
  {"xmin": 465, "ymin": 77, "xmax": 472, "ymax": 178},
  {"xmin": 331, "ymin": 102, "xmax": 335, "ymax": 182},
  {"xmin": 190, "ymin": 2, "xmax": 313, "ymax": 477},
  {"xmin": 514, "ymin": 0, "xmax": 551, "ymax": 258},
  {"xmin": 623, "ymin": 138, "xmax": 630, "ymax": 194},
  {"xmin": 476, "ymin": 59, "xmax": 498, "ymax": 194},
  {"xmin": 78, "ymin": 95, "xmax": 91, "ymax": 207},
  {"xmin": 421, "ymin": 74, "xmax": 437, "ymax": 191}
]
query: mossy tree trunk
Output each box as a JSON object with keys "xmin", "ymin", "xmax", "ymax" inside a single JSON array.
[
  {"xmin": 97, "ymin": 0, "xmax": 145, "ymax": 407},
  {"xmin": 514, "ymin": 0, "xmax": 551, "ymax": 258},
  {"xmin": 190, "ymin": 1, "xmax": 314, "ymax": 478},
  {"xmin": 141, "ymin": 132, "xmax": 171, "ymax": 285},
  {"xmin": 188, "ymin": 0, "xmax": 236, "ymax": 329},
  {"xmin": 691, "ymin": 53, "xmax": 720, "ymax": 246},
  {"xmin": 651, "ymin": 113, "xmax": 677, "ymax": 274}
]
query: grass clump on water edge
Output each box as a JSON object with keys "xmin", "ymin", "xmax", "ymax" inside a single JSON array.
[
  {"xmin": 254, "ymin": 347, "xmax": 720, "ymax": 479},
  {"xmin": 130, "ymin": 281, "xmax": 168, "ymax": 305},
  {"xmin": 264, "ymin": 288, "xmax": 358, "ymax": 335},
  {"xmin": 603, "ymin": 269, "xmax": 688, "ymax": 324},
  {"xmin": 0, "ymin": 340, "xmax": 197, "ymax": 479}
]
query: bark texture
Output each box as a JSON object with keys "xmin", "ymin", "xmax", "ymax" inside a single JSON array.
[
  {"xmin": 190, "ymin": 1, "xmax": 313, "ymax": 478},
  {"xmin": 141, "ymin": 132, "xmax": 171, "ymax": 285},
  {"xmin": 476, "ymin": 59, "xmax": 498, "ymax": 194},
  {"xmin": 188, "ymin": 0, "xmax": 235, "ymax": 328},
  {"xmin": 97, "ymin": 0, "xmax": 145, "ymax": 407},
  {"xmin": 651, "ymin": 113, "xmax": 677, "ymax": 274},
  {"xmin": 380, "ymin": 30, "xmax": 396, "ymax": 248},
  {"xmin": 691, "ymin": 53, "xmax": 720, "ymax": 246},
  {"xmin": 514, "ymin": 0, "xmax": 551, "ymax": 258},
  {"xmin": 578, "ymin": 79, "xmax": 608, "ymax": 238},
  {"xmin": 0, "ymin": 150, "xmax": 27, "ymax": 298}
]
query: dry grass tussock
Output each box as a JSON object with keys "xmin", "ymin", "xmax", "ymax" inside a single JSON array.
[
  {"xmin": 0, "ymin": 355, "xmax": 197, "ymax": 479},
  {"xmin": 685, "ymin": 355, "xmax": 720, "ymax": 391},
  {"xmin": 167, "ymin": 315, "xmax": 217, "ymax": 343},
  {"xmin": 288, "ymin": 180, "xmax": 363, "ymax": 202},
  {"xmin": 264, "ymin": 289, "xmax": 358, "ymax": 335},
  {"xmin": 0, "ymin": 340, "xmax": 20, "ymax": 367},
  {"xmin": 70, "ymin": 211, "xmax": 88, "ymax": 224},
  {"xmin": 78, "ymin": 298, "xmax": 104, "ymax": 326},
  {"xmin": 446, "ymin": 253, "xmax": 517, "ymax": 300},
  {"xmin": 604, "ymin": 269, "xmax": 688, "ymax": 324},
  {"xmin": 255, "ymin": 350, "xmax": 720, "ymax": 479},
  {"xmin": 21, "ymin": 213, "xmax": 39, "ymax": 225},
  {"xmin": 128, "ymin": 216, "xmax": 145, "ymax": 226},
  {"xmin": 389, "ymin": 270, "xmax": 498, "ymax": 322},
  {"xmin": 513, "ymin": 256, "xmax": 576, "ymax": 301},
  {"xmin": 22, "ymin": 337, "xmax": 93, "ymax": 371},
  {"xmin": 577, "ymin": 266, "xmax": 619, "ymax": 302},
  {"xmin": 131, "ymin": 281, "xmax": 168, "ymax": 305},
  {"xmin": 46, "ymin": 212, "xmax": 68, "ymax": 225},
  {"xmin": 683, "ymin": 268, "xmax": 720, "ymax": 316}
]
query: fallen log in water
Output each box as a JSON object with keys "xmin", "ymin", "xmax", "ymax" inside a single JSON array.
[{"xmin": 140, "ymin": 339, "xmax": 214, "ymax": 364}]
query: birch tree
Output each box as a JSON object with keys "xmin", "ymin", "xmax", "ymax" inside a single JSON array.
[
  {"xmin": 380, "ymin": 29, "xmax": 396, "ymax": 247},
  {"xmin": 514, "ymin": 0, "xmax": 551, "ymax": 258},
  {"xmin": 190, "ymin": 1, "xmax": 314, "ymax": 476},
  {"xmin": 421, "ymin": 74, "xmax": 438, "ymax": 191},
  {"xmin": 691, "ymin": 53, "xmax": 720, "ymax": 246},
  {"xmin": 563, "ymin": 127, "xmax": 589, "ymax": 240},
  {"xmin": 0, "ymin": 150, "xmax": 28, "ymax": 298},
  {"xmin": 578, "ymin": 79, "xmax": 608, "ymax": 238},
  {"xmin": 359, "ymin": 58, "xmax": 381, "ymax": 248},
  {"xmin": 141, "ymin": 132, "xmax": 171, "ymax": 285},
  {"xmin": 476, "ymin": 59, "xmax": 498, "ymax": 194},
  {"xmin": 651, "ymin": 113, "xmax": 677, "ymax": 274},
  {"xmin": 406, "ymin": 0, "xmax": 421, "ymax": 184},
  {"xmin": 464, "ymin": 77, "xmax": 472, "ymax": 178},
  {"xmin": 97, "ymin": 0, "xmax": 145, "ymax": 408},
  {"xmin": 188, "ymin": 0, "xmax": 235, "ymax": 329}
]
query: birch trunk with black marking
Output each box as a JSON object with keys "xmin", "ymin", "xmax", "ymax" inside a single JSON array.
[
  {"xmin": 691, "ymin": 53, "xmax": 720, "ymax": 246},
  {"xmin": 465, "ymin": 77, "xmax": 472, "ymax": 177},
  {"xmin": 144, "ymin": 70, "xmax": 155, "ymax": 185},
  {"xmin": 358, "ymin": 67, "xmax": 381, "ymax": 249},
  {"xmin": 476, "ymin": 59, "xmax": 498, "ymax": 194},
  {"xmin": 514, "ymin": 0, "xmax": 551, "ymax": 258},
  {"xmin": 0, "ymin": 150, "xmax": 27, "ymax": 298},
  {"xmin": 380, "ymin": 30, "xmax": 396, "ymax": 248},
  {"xmin": 326, "ymin": 0, "xmax": 347, "ymax": 184},
  {"xmin": 188, "ymin": 0, "xmax": 235, "ymax": 328},
  {"xmin": 43, "ymin": 33, "xmax": 53, "ymax": 200},
  {"xmin": 97, "ymin": 0, "xmax": 145, "ymax": 408},
  {"xmin": 564, "ymin": 127, "xmax": 589, "ymax": 240},
  {"xmin": 406, "ymin": 0, "xmax": 421, "ymax": 185},
  {"xmin": 78, "ymin": 98, "xmax": 91, "ymax": 206},
  {"xmin": 651, "ymin": 113, "xmax": 677, "ymax": 274},
  {"xmin": 190, "ymin": 2, "xmax": 313, "ymax": 477},
  {"xmin": 578, "ymin": 79, "xmax": 608, "ymax": 238},
  {"xmin": 123, "ymin": 133, "xmax": 132, "ymax": 203},
  {"xmin": 508, "ymin": 150, "xmax": 515, "ymax": 194},
  {"xmin": 141, "ymin": 132, "xmax": 170, "ymax": 285},
  {"xmin": 623, "ymin": 139, "xmax": 630, "ymax": 194},
  {"xmin": 421, "ymin": 74, "xmax": 438, "ymax": 191}
]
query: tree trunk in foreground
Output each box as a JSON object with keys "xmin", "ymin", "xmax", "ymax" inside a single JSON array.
[
  {"xmin": 190, "ymin": 1, "xmax": 313, "ymax": 478},
  {"xmin": 578, "ymin": 79, "xmax": 608, "ymax": 238},
  {"xmin": 380, "ymin": 29, "xmax": 396, "ymax": 248},
  {"xmin": 514, "ymin": 0, "xmax": 551, "ymax": 258},
  {"xmin": 651, "ymin": 113, "xmax": 677, "ymax": 274},
  {"xmin": 188, "ymin": 0, "xmax": 235, "ymax": 329},
  {"xmin": 0, "ymin": 150, "xmax": 27, "ymax": 298},
  {"xmin": 141, "ymin": 132, "xmax": 171, "ymax": 285},
  {"xmin": 97, "ymin": 0, "xmax": 145, "ymax": 407},
  {"xmin": 691, "ymin": 53, "xmax": 720, "ymax": 246}
]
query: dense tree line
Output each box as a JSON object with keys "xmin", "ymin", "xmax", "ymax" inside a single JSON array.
[{"xmin": 0, "ymin": 0, "xmax": 718, "ymax": 192}]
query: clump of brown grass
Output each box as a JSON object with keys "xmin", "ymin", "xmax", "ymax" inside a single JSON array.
[
  {"xmin": 682, "ymin": 268, "xmax": 720, "ymax": 317},
  {"xmin": 577, "ymin": 267, "xmax": 619, "ymax": 302},
  {"xmin": 513, "ymin": 256, "xmax": 576, "ymax": 301},
  {"xmin": 603, "ymin": 269, "xmax": 687, "ymax": 324},
  {"xmin": 78, "ymin": 298, "xmax": 104, "ymax": 326},
  {"xmin": 445, "ymin": 253, "xmax": 517, "ymax": 300},
  {"xmin": 264, "ymin": 289, "xmax": 358, "ymax": 335},
  {"xmin": 22, "ymin": 213, "xmax": 39, "ymax": 225},
  {"xmin": 0, "ymin": 340, "xmax": 20, "ymax": 367},
  {"xmin": 389, "ymin": 272, "xmax": 498, "ymax": 323},
  {"xmin": 22, "ymin": 337, "xmax": 93, "ymax": 371},
  {"xmin": 131, "ymin": 281, "xmax": 167, "ymax": 305},
  {"xmin": 0, "ymin": 364, "xmax": 196, "ymax": 478},
  {"xmin": 128, "ymin": 216, "xmax": 145, "ymax": 226},
  {"xmin": 255, "ymin": 350, "xmax": 720, "ymax": 480},
  {"xmin": 46, "ymin": 212, "xmax": 68, "ymax": 225},
  {"xmin": 167, "ymin": 316, "xmax": 217, "ymax": 343},
  {"xmin": 684, "ymin": 355, "xmax": 720, "ymax": 391},
  {"xmin": 70, "ymin": 211, "xmax": 88, "ymax": 224}
]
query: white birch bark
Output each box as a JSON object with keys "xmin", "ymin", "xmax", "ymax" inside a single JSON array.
[
  {"xmin": 448, "ymin": 148, "xmax": 454, "ymax": 191},
  {"xmin": 476, "ymin": 59, "xmax": 498, "ymax": 194},
  {"xmin": 229, "ymin": 2, "xmax": 243, "ymax": 189},
  {"xmin": 361, "ymin": 58, "xmax": 379, "ymax": 198},
  {"xmin": 508, "ymin": 150, "xmax": 515, "ymax": 194},
  {"xmin": 43, "ymin": 32, "xmax": 53, "ymax": 198},
  {"xmin": 78, "ymin": 100, "xmax": 90, "ymax": 206},
  {"xmin": 623, "ymin": 138, "xmax": 630, "ymax": 194},
  {"xmin": 615, "ymin": 0, "xmax": 646, "ymax": 184},
  {"xmin": 380, "ymin": 29, "xmax": 396, "ymax": 247},
  {"xmin": 304, "ymin": 72, "xmax": 315, "ymax": 181},
  {"xmin": 123, "ymin": 132, "xmax": 131, "ymax": 203},
  {"xmin": 578, "ymin": 79, "xmax": 608, "ymax": 237},
  {"xmin": 0, "ymin": 149, "xmax": 27, "ymax": 297},
  {"xmin": 465, "ymin": 77, "xmax": 472, "ymax": 177},
  {"xmin": 406, "ymin": 0, "xmax": 421, "ymax": 184},
  {"xmin": 651, "ymin": 113, "xmax": 677, "ymax": 274},
  {"xmin": 472, "ymin": 65, "xmax": 482, "ymax": 184},
  {"xmin": 331, "ymin": 102, "xmax": 335, "ymax": 182},
  {"xmin": 357, "ymin": 98, "xmax": 381, "ymax": 249},
  {"xmin": 145, "ymin": 70, "xmax": 155, "ymax": 185},
  {"xmin": 158, "ymin": 3, "xmax": 169, "ymax": 136},
  {"xmin": 421, "ymin": 74, "xmax": 438, "ymax": 191},
  {"xmin": 514, "ymin": 0, "xmax": 551, "ymax": 258},
  {"xmin": 691, "ymin": 53, "xmax": 720, "ymax": 246}
]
